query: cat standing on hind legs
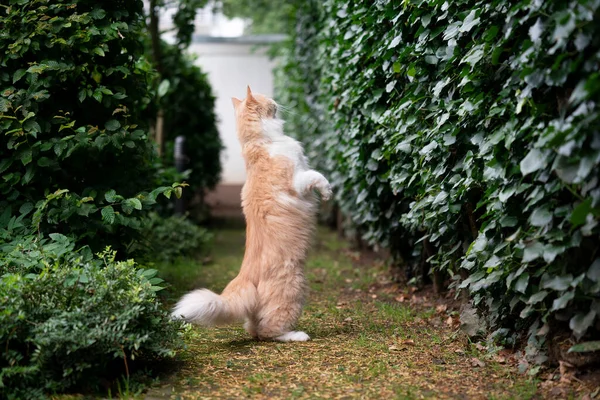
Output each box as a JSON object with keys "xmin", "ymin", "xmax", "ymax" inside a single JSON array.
[{"xmin": 171, "ymin": 86, "xmax": 332, "ymax": 342}]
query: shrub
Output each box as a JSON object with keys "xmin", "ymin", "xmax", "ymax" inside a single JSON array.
[
  {"xmin": 276, "ymin": 0, "xmax": 600, "ymax": 358},
  {"xmin": 141, "ymin": 212, "xmax": 213, "ymax": 263},
  {"xmin": 0, "ymin": 234, "xmax": 184, "ymax": 398},
  {"xmin": 0, "ymin": 0, "xmax": 185, "ymax": 253},
  {"xmin": 158, "ymin": 42, "xmax": 222, "ymax": 196}
]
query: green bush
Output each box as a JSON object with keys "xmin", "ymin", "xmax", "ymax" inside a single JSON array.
[
  {"xmin": 158, "ymin": 42, "xmax": 222, "ymax": 195},
  {"xmin": 0, "ymin": 0, "xmax": 184, "ymax": 253},
  {"xmin": 0, "ymin": 235, "xmax": 183, "ymax": 398},
  {"xmin": 276, "ymin": 0, "xmax": 600, "ymax": 357},
  {"xmin": 142, "ymin": 212, "xmax": 213, "ymax": 263}
]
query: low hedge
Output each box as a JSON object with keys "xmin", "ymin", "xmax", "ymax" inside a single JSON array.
[
  {"xmin": 0, "ymin": 235, "xmax": 183, "ymax": 398},
  {"xmin": 276, "ymin": 0, "xmax": 600, "ymax": 360}
]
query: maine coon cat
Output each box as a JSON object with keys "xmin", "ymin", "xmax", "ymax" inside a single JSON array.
[{"xmin": 172, "ymin": 86, "xmax": 331, "ymax": 342}]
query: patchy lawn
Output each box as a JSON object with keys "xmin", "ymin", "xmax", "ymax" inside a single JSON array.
[{"xmin": 147, "ymin": 225, "xmax": 565, "ymax": 399}]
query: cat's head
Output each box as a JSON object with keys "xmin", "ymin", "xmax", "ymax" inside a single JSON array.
[{"xmin": 232, "ymin": 86, "xmax": 278, "ymax": 121}]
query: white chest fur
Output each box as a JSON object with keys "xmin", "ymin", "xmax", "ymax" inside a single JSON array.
[{"xmin": 263, "ymin": 119, "xmax": 309, "ymax": 173}]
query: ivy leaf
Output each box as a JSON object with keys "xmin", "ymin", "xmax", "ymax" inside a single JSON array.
[
  {"xmin": 520, "ymin": 148, "xmax": 545, "ymax": 176},
  {"xmin": 530, "ymin": 207, "xmax": 552, "ymax": 227},
  {"xmin": 569, "ymin": 310, "xmax": 597, "ymax": 339},
  {"xmin": 568, "ymin": 341, "xmax": 600, "ymax": 353},
  {"xmin": 542, "ymin": 275, "xmax": 573, "ymax": 291},
  {"xmin": 570, "ymin": 198, "xmax": 592, "ymax": 227},
  {"xmin": 388, "ymin": 35, "xmax": 402, "ymax": 49},
  {"xmin": 514, "ymin": 273, "xmax": 529, "ymax": 294},
  {"xmin": 588, "ymin": 259, "xmax": 600, "ymax": 282},
  {"xmin": 459, "ymin": 9, "xmax": 480, "ymax": 33},
  {"xmin": 101, "ymin": 206, "xmax": 115, "ymax": 224},
  {"xmin": 551, "ymin": 291, "xmax": 574, "ymax": 311},
  {"xmin": 527, "ymin": 290, "xmax": 548, "ymax": 304}
]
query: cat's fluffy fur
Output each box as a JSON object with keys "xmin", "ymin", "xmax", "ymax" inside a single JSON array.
[{"xmin": 171, "ymin": 86, "xmax": 331, "ymax": 342}]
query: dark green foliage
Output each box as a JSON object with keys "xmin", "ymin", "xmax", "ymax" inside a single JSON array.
[
  {"xmin": 0, "ymin": 235, "xmax": 183, "ymax": 398},
  {"xmin": 153, "ymin": 42, "xmax": 223, "ymax": 195},
  {"xmin": 142, "ymin": 212, "xmax": 213, "ymax": 263},
  {"xmin": 0, "ymin": 0, "xmax": 184, "ymax": 253},
  {"xmin": 276, "ymin": 0, "xmax": 600, "ymax": 357}
]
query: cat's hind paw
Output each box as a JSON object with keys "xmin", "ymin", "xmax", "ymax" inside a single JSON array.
[{"xmin": 274, "ymin": 331, "xmax": 311, "ymax": 342}]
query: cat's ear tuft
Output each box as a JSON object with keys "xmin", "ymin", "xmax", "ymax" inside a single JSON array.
[
  {"xmin": 246, "ymin": 85, "xmax": 254, "ymax": 100},
  {"xmin": 231, "ymin": 97, "xmax": 242, "ymax": 108}
]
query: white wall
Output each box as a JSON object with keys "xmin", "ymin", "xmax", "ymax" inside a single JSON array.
[{"xmin": 188, "ymin": 41, "xmax": 276, "ymax": 185}]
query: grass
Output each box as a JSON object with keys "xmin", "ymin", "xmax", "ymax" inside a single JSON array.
[{"xmin": 148, "ymin": 225, "xmax": 540, "ymax": 399}]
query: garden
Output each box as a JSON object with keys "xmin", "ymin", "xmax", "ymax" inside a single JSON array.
[{"xmin": 1, "ymin": 0, "xmax": 599, "ymax": 398}]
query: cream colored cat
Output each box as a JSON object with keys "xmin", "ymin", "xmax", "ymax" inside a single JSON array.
[{"xmin": 172, "ymin": 86, "xmax": 331, "ymax": 342}]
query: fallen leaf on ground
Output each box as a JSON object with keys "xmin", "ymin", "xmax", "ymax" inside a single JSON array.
[
  {"xmin": 471, "ymin": 357, "xmax": 485, "ymax": 368},
  {"xmin": 436, "ymin": 304, "xmax": 447, "ymax": 313}
]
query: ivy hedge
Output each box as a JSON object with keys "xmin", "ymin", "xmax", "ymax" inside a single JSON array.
[{"xmin": 276, "ymin": 0, "xmax": 600, "ymax": 359}]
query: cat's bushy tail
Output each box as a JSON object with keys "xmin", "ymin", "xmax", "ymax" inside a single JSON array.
[{"xmin": 171, "ymin": 278, "xmax": 256, "ymax": 326}]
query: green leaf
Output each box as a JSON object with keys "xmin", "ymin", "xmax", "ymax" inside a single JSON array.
[
  {"xmin": 0, "ymin": 98, "xmax": 10, "ymax": 112},
  {"xmin": 568, "ymin": 341, "xmax": 600, "ymax": 353},
  {"xmin": 514, "ymin": 273, "xmax": 529, "ymax": 294},
  {"xmin": 174, "ymin": 187, "xmax": 183, "ymax": 199},
  {"xmin": 0, "ymin": 158, "xmax": 13, "ymax": 173},
  {"xmin": 13, "ymin": 69, "xmax": 27, "ymax": 83},
  {"xmin": 588, "ymin": 259, "xmax": 600, "ymax": 282},
  {"xmin": 104, "ymin": 189, "xmax": 117, "ymax": 203},
  {"xmin": 551, "ymin": 291, "xmax": 574, "ymax": 311},
  {"xmin": 157, "ymin": 79, "xmax": 170, "ymax": 98},
  {"xmin": 570, "ymin": 310, "xmax": 596, "ymax": 339},
  {"xmin": 126, "ymin": 198, "xmax": 142, "ymax": 210},
  {"xmin": 527, "ymin": 290, "xmax": 548, "ymax": 304},
  {"xmin": 101, "ymin": 206, "xmax": 115, "ymax": 224},
  {"xmin": 37, "ymin": 157, "xmax": 52, "ymax": 167},
  {"xmin": 520, "ymin": 149, "xmax": 545, "ymax": 176},
  {"xmin": 141, "ymin": 268, "xmax": 158, "ymax": 278},
  {"xmin": 542, "ymin": 275, "xmax": 573, "ymax": 291},
  {"xmin": 78, "ymin": 89, "xmax": 87, "ymax": 102},
  {"xmin": 89, "ymin": 8, "xmax": 106, "ymax": 19},
  {"xmin": 530, "ymin": 207, "xmax": 552, "ymax": 227},
  {"xmin": 570, "ymin": 198, "xmax": 592, "ymax": 227},
  {"xmin": 19, "ymin": 202, "xmax": 34, "ymax": 216},
  {"xmin": 93, "ymin": 47, "xmax": 105, "ymax": 57},
  {"xmin": 20, "ymin": 149, "xmax": 33, "ymax": 165},
  {"xmin": 105, "ymin": 119, "xmax": 120, "ymax": 131}
]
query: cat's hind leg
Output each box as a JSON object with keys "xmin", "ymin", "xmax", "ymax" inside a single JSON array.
[{"xmin": 254, "ymin": 275, "xmax": 309, "ymax": 342}]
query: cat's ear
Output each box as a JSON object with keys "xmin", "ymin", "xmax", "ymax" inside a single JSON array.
[
  {"xmin": 246, "ymin": 85, "xmax": 255, "ymax": 101},
  {"xmin": 231, "ymin": 97, "xmax": 242, "ymax": 108}
]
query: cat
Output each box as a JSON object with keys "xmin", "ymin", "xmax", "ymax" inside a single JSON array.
[{"xmin": 171, "ymin": 86, "xmax": 332, "ymax": 342}]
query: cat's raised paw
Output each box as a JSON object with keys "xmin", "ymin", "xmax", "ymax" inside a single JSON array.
[
  {"xmin": 275, "ymin": 331, "xmax": 311, "ymax": 342},
  {"xmin": 320, "ymin": 183, "xmax": 333, "ymax": 201}
]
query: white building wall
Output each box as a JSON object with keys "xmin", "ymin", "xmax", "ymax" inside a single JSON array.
[{"xmin": 188, "ymin": 41, "xmax": 276, "ymax": 185}]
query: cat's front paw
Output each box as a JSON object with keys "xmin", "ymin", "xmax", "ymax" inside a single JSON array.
[{"xmin": 319, "ymin": 182, "xmax": 333, "ymax": 201}]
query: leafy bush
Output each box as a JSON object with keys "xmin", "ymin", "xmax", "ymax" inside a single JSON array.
[
  {"xmin": 276, "ymin": 0, "xmax": 600, "ymax": 356},
  {"xmin": 0, "ymin": 0, "xmax": 185, "ymax": 253},
  {"xmin": 142, "ymin": 212, "xmax": 213, "ymax": 263},
  {"xmin": 0, "ymin": 235, "xmax": 183, "ymax": 399},
  {"xmin": 152, "ymin": 41, "xmax": 223, "ymax": 197}
]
